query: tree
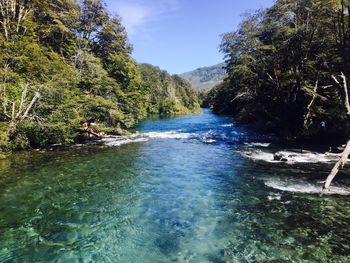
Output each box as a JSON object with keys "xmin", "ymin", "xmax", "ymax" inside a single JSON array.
[
  {"xmin": 0, "ymin": 0, "xmax": 200, "ymax": 151},
  {"xmin": 78, "ymin": 0, "xmax": 108, "ymax": 41},
  {"xmin": 33, "ymin": 0, "xmax": 80, "ymax": 54},
  {"xmin": 323, "ymin": 73, "xmax": 350, "ymax": 190},
  {"xmin": 336, "ymin": 0, "xmax": 350, "ymax": 79},
  {"xmin": 94, "ymin": 16, "xmax": 132, "ymax": 60},
  {"xmin": 0, "ymin": 0, "xmax": 32, "ymax": 41},
  {"xmin": 206, "ymin": 0, "xmax": 348, "ymax": 138}
]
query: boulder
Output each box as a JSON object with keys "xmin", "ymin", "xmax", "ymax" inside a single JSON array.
[{"xmin": 274, "ymin": 152, "xmax": 294, "ymax": 162}]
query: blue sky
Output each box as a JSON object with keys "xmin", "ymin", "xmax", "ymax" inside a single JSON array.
[{"xmin": 105, "ymin": 0, "xmax": 274, "ymax": 74}]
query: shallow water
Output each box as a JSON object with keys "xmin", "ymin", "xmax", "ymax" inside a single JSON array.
[{"xmin": 1, "ymin": 109, "xmax": 350, "ymax": 262}]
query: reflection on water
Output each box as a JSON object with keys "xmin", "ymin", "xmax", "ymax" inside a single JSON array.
[{"xmin": 0, "ymin": 109, "xmax": 350, "ymax": 262}]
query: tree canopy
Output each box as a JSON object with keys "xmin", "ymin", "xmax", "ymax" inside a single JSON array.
[
  {"xmin": 204, "ymin": 0, "xmax": 350, "ymax": 140},
  {"xmin": 0, "ymin": 0, "xmax": 199, "ymax": 151}
]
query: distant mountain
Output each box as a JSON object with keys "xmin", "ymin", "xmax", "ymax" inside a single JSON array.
[{"xmin": 180, "ymin": 63, "xmax": 227, "ymax": 92}]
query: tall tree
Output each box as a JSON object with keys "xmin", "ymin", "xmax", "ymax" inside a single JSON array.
[
  {"xmin": 94, "ymin": 16, "xmax": 132, "ymax": 60},
  {"xmin": 78, "ymin": 0, "xmax": 108, "ymax": 41}
]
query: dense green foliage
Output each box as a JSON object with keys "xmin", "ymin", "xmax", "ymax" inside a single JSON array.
[
  {"xmin": 140, "ymin": 64, "xmax": 200, "ymax": 115},
  {"xmin": 0, "ymin": 0, "xmax": 199, "ymax": 151},
  {"xmin": 205, "ymin": 0, "xmax": 350, "ymax": 139}
]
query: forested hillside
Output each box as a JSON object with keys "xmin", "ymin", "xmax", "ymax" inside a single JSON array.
[
  {"xmin": 204, "ymin": 0, "xmax": 350, "ymax": 139},
  {"xmin": 0, "ymin": 0, "xmax": 199, "ymax": 152},
  {"xmin": 180, "ymin": 63, "xmax": 226, "ymax": 92},
  {"xmin": 140, "ymin": 64, "xmax": 199, "ymax": 115}
]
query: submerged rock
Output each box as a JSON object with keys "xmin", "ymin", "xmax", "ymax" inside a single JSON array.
[{"xmin": 273, "ymin": 152, "xmax": 295, "ymax": 163}]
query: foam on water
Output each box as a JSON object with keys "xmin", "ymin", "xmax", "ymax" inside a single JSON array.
[
  {"xmin": 277, "ymin": 151, "xmax": 337, "ymax": 163},
  {"xmin": 202, "ymin": 139, "xmax": 216, "ymax": 144},
  {"xmin": 244, "ymin": 142, "xmax": 271, "ymax": 148},
  {"xmin": 99, "ymin": 131, "xmax": 195, "ymax": 147},
  {"xmin": 100, "ymin": 137, "xmax": 149, "ymax": 147},
  {"xmin": 241, "ymin": 149, "xmax": 339, "ymax": 164},
  {"xmin": 264, "ymin": 179, "xmax": 350, "ymax": 196},
  {"xmin": 267, "ymin": 193, "xmax": 282, "ymax": 201},
  {"xmin": 240, "ymin": 150, "xmax": 279, "ymax": 163},
  {"xmin": 142, "ymin": 131, "xmax": 194, "ymax": 139}
]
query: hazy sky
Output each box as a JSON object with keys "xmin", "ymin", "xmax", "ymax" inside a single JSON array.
[{"xmin": 105, "ymin": 0, "xmax": 274, "ymax": 74}]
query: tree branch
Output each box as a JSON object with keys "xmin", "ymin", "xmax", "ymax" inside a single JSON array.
[
  {"xmin": 21, "ymin": 91, "xmax": 40, "ymax": 120},
  {"xmin": 304, "ymin": 80, "xmax": 318, "ymax": 129},
  {"xmin": 15, "ymin": 83, "xmax": 28, "ymax": 118}
]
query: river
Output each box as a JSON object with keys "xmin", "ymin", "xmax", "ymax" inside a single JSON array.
[{"xmin": 0, "ymin": 109, "xmax": 350, "ymax": 262}]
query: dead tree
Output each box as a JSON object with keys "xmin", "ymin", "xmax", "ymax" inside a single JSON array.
[
  {"xmin": 1, "ymin": 63, "xmax": 10, "ymax": 113},
  {"xmin": 304, "ymin": 81, "xmax": 319, "ymax": 129},
  {"xmin": 0, "ymin": 0, "xmax": 31, "ymax": 40},
  {"xmin": 323, "ymin": 73, "xmax": 350, "ymax": 190},
  {"xmin": 1, "ymin": 83, "xmax": 40, "ymax": 131},
  {"xmin": 303, "ymin": 81, "xmax": 332, "ymax": 129},
  {"xmin": 332, "ymin": 73, "xmax": 350, "ymax": 114},
  {"xmin": 323, "ymin": 140, "xmax": 350, "ymax": 189}
]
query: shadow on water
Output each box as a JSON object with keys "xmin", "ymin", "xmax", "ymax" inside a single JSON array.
[{"xmin": 0, "ymin": 109, "xmax": 350, "ymax": 262}]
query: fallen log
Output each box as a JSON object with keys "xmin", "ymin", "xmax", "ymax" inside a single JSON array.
[
  {"xmin": 323, "ymin": 140, "xmax": 350, "ymax": 190},
  {"xmin": 85, "ymin": 128, "xmax": 102, "ymax": 138},
  {"xmin": 322, "ymin": 73, "xmax": 350, "ymax": 191}
]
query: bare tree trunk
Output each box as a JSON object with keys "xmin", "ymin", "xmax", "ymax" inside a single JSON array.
[
  {"xmin": 323, "ymin": 74, "xmax": 350, "ymax": 190},
  {"xmin": 15, "ymin": 83, "xmax": 27, "ymax": 118},
  {"xmin": 333, "ymin": 73, "xmax": 350, "ymax": 114},
  {"xmin": 21, "ymin": 91, "xmax": 40, "ymax": 120},
  {"xmin": 1, "ymin": 63, "xmax": 10, "ymax": 118},
  {"xmin": 304, "ymin": 81, "xmax": 318, "ymax": 128},
  {"xmin": 0, "ymin": 0, "xmax": 31, "ymax": 40},
  {"xmin": 323, "ymin": 140, "xmax": 350, "ymax": 189},
  {"xmin": 2, "ymin": 83, "xmax": 40, "ymax": 125},
  {"xmin": 341, "ymin": 73, "xmax": 350, "ymax": 114},
  {"xmin": 0, "ymin": 0, "xmax": 12, "ymax": 40},
  {"xmin": 11, "ymin": 100, "xmax": 14, "ymax": 120}
]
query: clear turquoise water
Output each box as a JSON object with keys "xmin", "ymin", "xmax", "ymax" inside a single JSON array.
[{"xmin": 0, "ymin": 109, "xmax": 350, "ymax": 262}]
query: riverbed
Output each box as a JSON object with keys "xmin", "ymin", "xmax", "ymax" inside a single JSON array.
[{"xmin": 0, "ymin": 109, "xmax": 350, "ymax": 262}]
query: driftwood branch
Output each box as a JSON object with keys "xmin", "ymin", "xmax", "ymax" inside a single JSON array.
[{"xmin": 85, "ymin": 128, "xmax": 102, "ymax": 138}]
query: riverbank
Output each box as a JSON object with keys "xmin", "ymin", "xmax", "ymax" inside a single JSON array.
[
  {"xmin": 202, "ymin": 105, "xmax": 349, "ymax": 148},
  {"xmin": 0, "ymin": 109, "xmax": 202, "ymax": 157}
]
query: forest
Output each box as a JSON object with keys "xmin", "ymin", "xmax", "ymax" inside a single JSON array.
[
  {"xmin": 0, "ymin": 0, "xmax": 199, "ymax": 152},
  {"xmin": 204, "ymin": 0, "xmax": 350, "ymax": 142}
]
